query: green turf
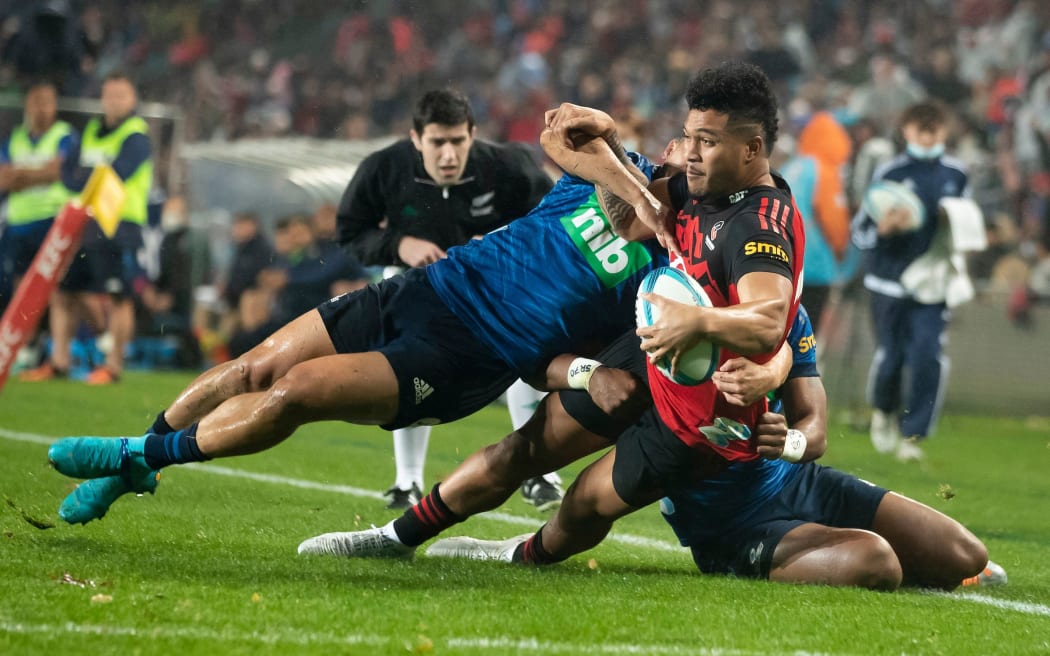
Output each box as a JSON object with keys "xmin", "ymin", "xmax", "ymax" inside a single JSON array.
[{"xmin": 1, "ymin": 372, "xmax": 1048, "ymax": 655}]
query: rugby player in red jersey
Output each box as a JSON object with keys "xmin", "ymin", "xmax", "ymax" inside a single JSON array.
[{"xmin": 497, "ymin": 61, "xmax": 807, "ymax": 565}]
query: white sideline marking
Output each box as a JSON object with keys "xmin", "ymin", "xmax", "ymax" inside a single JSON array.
[
  {"xmin": 928, "ymin": 591, "xmax": 1050, "ymax": 618},
  {"xmin": 8, "ymin": 427, "xmax": 1049, "ymax": 623},
  {"xmin": 0, "ymin": 427, "xmax": 680, "ymax": 553},
  {"xmin": 0, "ymin": 618, "xmax": 826, "ymax": 655}
]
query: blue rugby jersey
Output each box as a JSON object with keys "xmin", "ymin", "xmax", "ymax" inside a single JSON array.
[
  {"xmin": 427, "ymin": 153, "xmax": 667, "ymax": 376},
  {"xmin": 851, "ymin": 152, "xmax": 968, "ymax": 296},
  {"xmin": 661, "ymin": 305, "xmax": 818, "ymax": 546},
  {"xmin": 769, "ymin": 304, "xmax": 818, "ymax": 414}
]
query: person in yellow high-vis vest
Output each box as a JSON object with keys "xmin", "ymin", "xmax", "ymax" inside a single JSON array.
[
  {"xmin": 21, "ymin": 73, "xmax": 151, "ymax": 385},
  {"xmin": 0, "ymin": 81, "xmax": 76, "ymax": 313}
]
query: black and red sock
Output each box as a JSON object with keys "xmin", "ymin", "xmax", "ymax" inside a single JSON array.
[
  {"xmin": 392, "ymin": 483, "xmax": 464, "ymax": 547},
  {"xmin": 514, "ymin": 526, "xmax": 563, "ymax": 565}
]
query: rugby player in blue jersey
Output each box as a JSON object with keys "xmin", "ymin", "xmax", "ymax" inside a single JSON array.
[
  {"xmin": 424, "ymin": 306, "xmax": 1002, "ymax": 590},
  {"xmin": 45, "ymin": 133, "xmax": 675, "ymax": 525}
]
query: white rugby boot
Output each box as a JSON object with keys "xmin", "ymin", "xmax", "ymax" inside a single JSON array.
[{"xmin": 425, "ymin": 534, "xmax": 532, "ymax": 562}]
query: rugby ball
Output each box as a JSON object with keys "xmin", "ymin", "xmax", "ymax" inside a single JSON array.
[
  {"xmin": 861, "ymin": 180, "xmax": 926, "ymax": 231},
  {"xmin": 636, "ymin": 267, "xmax": 719, "ymax": 385}
]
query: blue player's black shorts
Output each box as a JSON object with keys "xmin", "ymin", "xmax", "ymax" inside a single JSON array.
[
  {"xmin": 316, "ymin": 267, "xmax": 518, "ymax": 430},
  {"xmin": 687, "ymin": 462, "xmax": 889, "ymax": 579},
  {"xmin": 61, "ymin": 222, "xmax": 144, "ymax": 297},
  {"xmin": 559, "ymin": 329, "xmax": 650, "ymax": 440}
]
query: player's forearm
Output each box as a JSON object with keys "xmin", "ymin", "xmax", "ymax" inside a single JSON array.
[
  {"xmin": 782, "ymin": 377, "xmax": 828, "ymax": 461},
  {"xmin": 541, "ymin": 128, "xmax": 652, "ymax": 211},
  {"xmin": 692, "ymin": 297, "xmax": 788, "ymax": 355}
]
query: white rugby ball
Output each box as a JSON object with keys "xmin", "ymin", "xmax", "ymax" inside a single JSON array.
[
  {"xmin": 862, "ymin": 179, "xmax": 926, "ymax": 231},
  {"xmin": 636, "ymin": 267, "xmax": 719, "ymax": 386}
]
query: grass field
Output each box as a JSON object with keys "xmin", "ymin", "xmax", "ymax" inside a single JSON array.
[{"xmin": 1, "ymin": 372, "xmax": 1048, "ymax": 655}]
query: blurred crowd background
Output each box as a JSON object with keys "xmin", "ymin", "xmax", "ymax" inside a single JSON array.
[{"xmin": 1, "ymin": 0, "xmax": 1048, "ymax": 412}]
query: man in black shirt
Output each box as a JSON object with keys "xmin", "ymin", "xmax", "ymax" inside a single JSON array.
[{"xmin": 336, "ymin": 89, "xmax": 562, "ymax": 511}]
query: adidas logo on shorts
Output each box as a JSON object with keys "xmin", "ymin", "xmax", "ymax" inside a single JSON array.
[{"xmin": 414, "ymin": 377, "xmax": 434, "ymax": 405}]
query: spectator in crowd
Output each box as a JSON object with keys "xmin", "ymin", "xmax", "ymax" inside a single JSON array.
[
  {"xmin": 139, "ymin": 196, "xmax": 211, "ymax": 368},
  {"xmin": 222, "ymin": 212, "xmax": 274, "ymax": 313},
  {"xmin": 228, "ymin": 213, "xmax": 368, "ymax": 358},
  {"xmin": 780, "ymin": 111, "xmax": 854, "ymax": 327}
]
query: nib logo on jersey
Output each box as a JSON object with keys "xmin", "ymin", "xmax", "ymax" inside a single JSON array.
[
  {"xmin": 413, "ymin": 377, "xmax": 435, "ymax": 405},
  {"xmin": 561, "ymin": 193, "xmax": 652, "ymax": 288}
]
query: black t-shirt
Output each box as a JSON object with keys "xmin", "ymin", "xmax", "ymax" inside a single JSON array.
[{"xmin": 336, "ymin": 138, "xmax": 552, "ymax": 266}]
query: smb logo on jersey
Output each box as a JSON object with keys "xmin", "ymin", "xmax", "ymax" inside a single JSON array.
[
  {"xmin": 797, "ymin": 334, "xmax": 816, "ymax": 354},
  {"xmin": 744, "ymin": 241, "xmax": 789, "ymax": 263},
  {"xmin": 562, "ymin": 193, "xmax": 652, "ymax": 288}
]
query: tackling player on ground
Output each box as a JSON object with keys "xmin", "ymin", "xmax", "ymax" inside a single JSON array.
[
  {"xmin": 45, "ymin": 130, "xmax": 672, "ymax": 525},
  {"xmin": 426, "ymin": 305, "xmax": 1004, "ymax": 590}
]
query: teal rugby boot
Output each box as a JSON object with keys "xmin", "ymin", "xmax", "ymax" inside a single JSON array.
[{"xmin": 58, "ymin": 469, "xmax": 160, "ymax": 524}]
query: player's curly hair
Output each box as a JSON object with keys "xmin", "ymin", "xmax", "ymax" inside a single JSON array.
[
  {"xmin": 413, "ymin": 88, "xmax": 475, "ymax": 133},
  {"xmin": 685, "ymin": 62, "xmax": 779, "ymax": 154}
]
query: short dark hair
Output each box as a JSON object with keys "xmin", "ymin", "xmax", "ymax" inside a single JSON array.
[
  {"xmin": 103, "ymin": 71, "xmax": 134, "ymax": 86},
  {"xmin": 274, "ymin": 215, "xmax": 310, "ymax": 232},
  {"xmin": 24, "ymin": 79, "xmax": 57, "ymax": 95},
  {"xmin": 412, "ymin": 88, "xmax": 474, "ymax": 133},
  {"xmin": 899, "ymin": 101, "xmax": 949, "ymax": 131},
  {"xmin": 685, "ymin": 62, "xmax": 779, "ymax": 154}
]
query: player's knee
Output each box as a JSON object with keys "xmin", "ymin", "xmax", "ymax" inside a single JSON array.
[
  {"xmin": 487, "ymin": 430, "xmax": 543, "ymax": 479},
  {"xmin": 946, "ymin": 529, "xmax": 988, "ymax": 581},
  {"xmin": 850, "ymin": 535, "xmax": 902, "ymax": 591},
  {"xmin": 234, "ymin": 349, "xmax": 279, "ymax": 391},
  {"xmin": 262, "ymin": 365, "xmax": 316, "ymax": 420}
]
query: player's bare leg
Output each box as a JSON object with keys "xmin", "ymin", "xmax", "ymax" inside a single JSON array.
[
  {"xmin": 48, "ymin": 309, "xmax": 404, "ymax": 524},
  {"xmin": 297, "ymin": 393, "xmax": 616, "ymax": 558},
  {"xmin": 194, "ymin": 351, "xmax": 399, "ymax": 456},
  {"xmin": 769, "ymin": 524, "xmax": 902, "ymax": 590},
  {"xmin": 162, "ymin": 309, "xmax": 339, "ymax": 430},
  {"xmin": 868, "ymin": 492, "xmax": 987, "ymax": 589},
  {"xmin": 519, "ymin": 449, "xmax": 646, "ymax": 563},
  {"xmin": 440, "ymin": 394, "xmax": 613, "ymax": 518}
]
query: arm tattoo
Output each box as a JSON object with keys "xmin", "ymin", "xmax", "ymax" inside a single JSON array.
[
  {"xmin": 603, "ymin": 131, "xmax": 631, "ymax": 166},
  {"xmin": 599, "ymin": 185, "xmax": 637, "ymax": 232}
]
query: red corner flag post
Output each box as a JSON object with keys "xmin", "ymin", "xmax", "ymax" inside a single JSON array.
[{"xmin": 0, "ymin": 165, "xmax": 125, "ymax": 393}]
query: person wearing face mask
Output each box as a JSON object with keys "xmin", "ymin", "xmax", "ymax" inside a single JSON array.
[
  {"xmin": 851, "ymin": 101, "xmax": 968, "ymax": 462},
  {"xmin": 335, "ymin": 89, "xmax": 561, "ymax": 512}
]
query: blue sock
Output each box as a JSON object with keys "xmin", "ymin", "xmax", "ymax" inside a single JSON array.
[
  {"xmin": 148, "ymin": 410, "xmax": 174, "ymax": 435},
  {"xmin": 141, "ymin": 423, "xmax": 210, "ymax": 469}
]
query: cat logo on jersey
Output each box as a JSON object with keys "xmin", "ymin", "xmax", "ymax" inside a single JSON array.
[{"xmin": 743, "ymin": 241, "xmax": 789, "ymax": 263}]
